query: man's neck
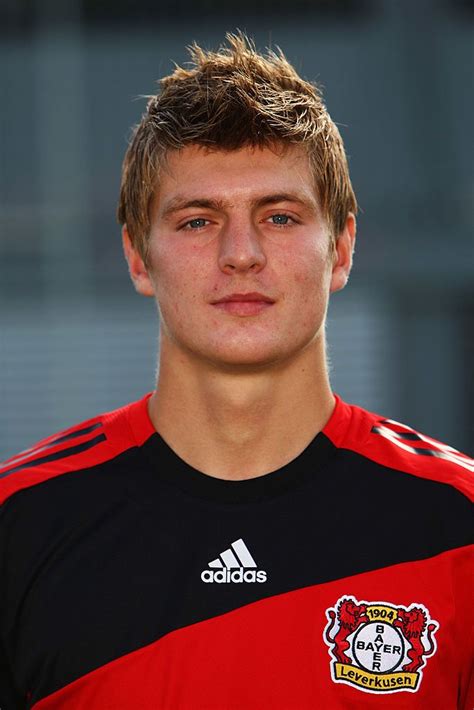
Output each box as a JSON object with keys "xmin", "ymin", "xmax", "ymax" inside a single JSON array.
[{"xmin": 147, "ymin": 337, "xmax": 335, "ymax": 481}]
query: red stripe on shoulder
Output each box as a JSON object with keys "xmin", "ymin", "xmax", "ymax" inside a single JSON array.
[
  {"xmin": 324, "ymin": 396, "xmax": 474, "ymax": 502},
  {"xmin": 0, "ymin": 393, "xmax": 155, "ymax": 505}
]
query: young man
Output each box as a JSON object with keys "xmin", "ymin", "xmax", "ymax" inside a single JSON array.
[{"xmin": 1, "ymin": 34, "xmax": 472, "ymax": 709}]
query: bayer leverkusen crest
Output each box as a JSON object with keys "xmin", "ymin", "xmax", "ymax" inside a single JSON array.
[{"xmin": 323, "ymin": 596, "xmax": 439, "ymax": 694}]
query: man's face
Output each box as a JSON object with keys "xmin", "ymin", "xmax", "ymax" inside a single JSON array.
[{"xmin": 124, "ymin": 144, "xmax": 354, "ymax": 369}]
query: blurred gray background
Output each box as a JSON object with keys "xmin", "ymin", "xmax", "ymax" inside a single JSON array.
[{"xmin": 1, "ymin": 0, "xmax": 473, "ymax": 460}]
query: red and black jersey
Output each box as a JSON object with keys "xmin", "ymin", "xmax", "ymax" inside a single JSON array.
[{"xmin": 0, "ymin": 394, "xmax": 472, "ymax": 709}]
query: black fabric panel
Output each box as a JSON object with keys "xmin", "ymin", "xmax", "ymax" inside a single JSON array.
[
  {"xmin": 142, "ymin": 427, "xmax": 338, "ymax": 504},
  {"xmin": 0, "ymin": 435, "xmax": 472, "ymax": 705},
  {"xmin": 0, "ymin": 636, "xmax": 23, "ymax": 709}
]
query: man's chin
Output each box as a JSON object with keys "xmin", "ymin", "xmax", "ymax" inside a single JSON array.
[
  {"xmin": 197, "ymin": 344, "xmax": 307, "ymax": 373},
  {"xmin": 161, "ymin": 329, "xmax": 322, "ymax": 372}
]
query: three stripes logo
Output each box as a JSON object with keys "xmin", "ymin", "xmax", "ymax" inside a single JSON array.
[
  {"xmin": 0, "ymin": 422, "xmax": 106, "ymax": 479},
  {"xmin": 371, "ymin": 419, "xmax": 473, "ymax": 472},
  {"xmin": 201, "ymin": 538, "xmax": 267, "ymax": 584}
]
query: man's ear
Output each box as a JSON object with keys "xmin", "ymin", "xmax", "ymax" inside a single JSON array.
[
  {"xmin": 330, "ymin": 213, "xmax": 356, "ymax": 294},
  {"xmin": 122, "ymin": 226, "xmax": 155, "ymax": 297}
]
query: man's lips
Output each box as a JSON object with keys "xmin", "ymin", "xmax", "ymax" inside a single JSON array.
[
  {"xmin": 212, "ymin": 292, "xmax": 275, "ymax": 304},
  {"xmin": 211, "ymin": 292, "xmax": 275, "ymax": 316}
]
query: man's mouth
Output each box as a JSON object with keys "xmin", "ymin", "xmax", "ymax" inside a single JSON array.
[{"xmin": 211, "ymin": 292, "xmax": 275, "ymax": 316}]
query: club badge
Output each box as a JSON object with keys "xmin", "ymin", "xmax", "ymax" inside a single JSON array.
[{"xmin": 323, "ymin": 596, "xmax": 439, "ymax": 694}]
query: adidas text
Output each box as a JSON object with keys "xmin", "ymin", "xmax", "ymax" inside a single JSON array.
[{"xmin": 201, "ymin": 569, "xmax": 267, "ymax": 584}]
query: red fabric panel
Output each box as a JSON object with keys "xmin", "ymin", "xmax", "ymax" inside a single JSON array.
[{"xmin": 33, "ymin": 546, "xmax": 473, "ymax": 709}]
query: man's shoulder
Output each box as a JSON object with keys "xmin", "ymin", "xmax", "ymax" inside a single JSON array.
[
  {"xmin": 0, "ymin": 393, "xmax": 154, "ymax": 506},
  {"xmin": 325, "ymin": 396, "xmax": 474, "ymax": 503}
]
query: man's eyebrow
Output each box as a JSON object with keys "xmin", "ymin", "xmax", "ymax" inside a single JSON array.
[
  {"xmin": 253, "ymin": 193, "xmax": 317, "ymax": 211},
  {"xmin": 160, "ymin": 198, "xmax": 227, "ymax": 219},
  {"xmin": 160, "ymin": 192, "xmax": 317, "ymax": 219}
]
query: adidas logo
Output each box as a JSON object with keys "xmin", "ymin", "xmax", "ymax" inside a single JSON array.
[{"xmin": 201, "ymin": 538, "xmax": 267, "ymax": 584}]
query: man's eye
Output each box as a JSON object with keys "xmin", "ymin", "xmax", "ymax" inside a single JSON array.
[
  {"xmin": 269, "ymin": 214, "xmax": 292, "ymax": 226},
  {"xmin": 185, "ymin": 218, "xmax": 208, "ymax": 229}
]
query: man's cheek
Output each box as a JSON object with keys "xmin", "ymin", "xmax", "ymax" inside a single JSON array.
[{"xmin": 292, "ymin": 262, "xmax": 325, "ymax": 287}]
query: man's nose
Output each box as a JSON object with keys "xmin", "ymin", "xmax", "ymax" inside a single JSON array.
[{"xmin": 217, "ymin": 220, "xmax": 267, "ymax": 274}]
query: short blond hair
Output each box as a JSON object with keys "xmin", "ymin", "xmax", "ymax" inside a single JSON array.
[{"xmin": 117, "ymin": 33, "xmax": 357, "ymax": 262}]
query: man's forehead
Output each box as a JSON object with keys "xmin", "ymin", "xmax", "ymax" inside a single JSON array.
[{"xmin": 155, "ymin": 143, "xmax": 318, "ymax": 215}]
